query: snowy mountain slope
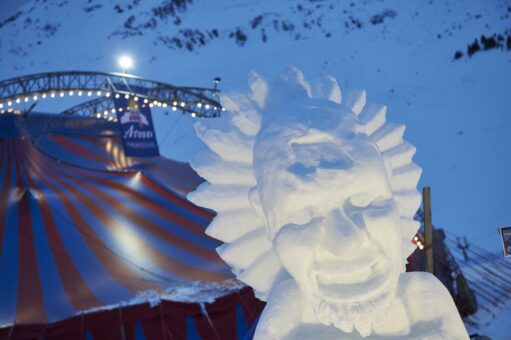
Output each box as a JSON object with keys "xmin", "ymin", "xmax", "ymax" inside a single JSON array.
[
  {"xmin": 446, "ymin": 233, "xmax": 511, "ymax": 339},
  {"xmin": 0, "ymin": 0, "xmax": 510, "ymax": 256}
]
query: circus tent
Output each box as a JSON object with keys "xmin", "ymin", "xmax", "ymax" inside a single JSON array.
[{"xmin": 0, "ymin": 113, "xmax": 264, "ymax": 339}]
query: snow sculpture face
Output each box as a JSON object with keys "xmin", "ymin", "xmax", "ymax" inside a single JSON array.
[
  {"xmin": 254, "ymin": 107, "xmax": 403, "ymax": 331},
  {"xmin": 189, "ymin": 68, "xmax": 423, "ymax": 337}
]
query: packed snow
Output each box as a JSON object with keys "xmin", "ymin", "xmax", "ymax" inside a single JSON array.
[
  {"xmin": 81, "ymin": 279, "xmax": 244, "ymax": 313},
  {"xmin": 189, "ymin": 69, "xmax": 468, "ymax": 338}
]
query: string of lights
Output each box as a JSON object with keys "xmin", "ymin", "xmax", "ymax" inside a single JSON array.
[{"xmin": 0, "ymin": 71, "xmax": 225, "ymax": 118}]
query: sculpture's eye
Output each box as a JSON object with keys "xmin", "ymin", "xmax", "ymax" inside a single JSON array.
[
  {"xmin": 288, "ymin": 162, "xmax": 317, "ymax": 180},
  {"xmin": 318, "ymin": 152, "xmax": 352, "ymax": 170},
  {"xmin": 349, "ymin": 195, "xmax": 395, "ymax": 216}
]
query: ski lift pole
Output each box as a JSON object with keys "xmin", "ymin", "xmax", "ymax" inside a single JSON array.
[{"xmin": 423, "ymin": 187, "xmax": 434, "ymax": 273}]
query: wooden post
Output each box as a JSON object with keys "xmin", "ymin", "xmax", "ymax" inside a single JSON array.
[{"xmin": 423, "ymin": 187, "xmax": 434, "ymax": 273}]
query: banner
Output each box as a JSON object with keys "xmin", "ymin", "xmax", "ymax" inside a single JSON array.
[
  {"xmin": 114, "ymin": 95, "xmax": 159, "ymax": 157},
  {"xmin": 498, "ymin": 226, "xmax": 511, "ymax": 257}
]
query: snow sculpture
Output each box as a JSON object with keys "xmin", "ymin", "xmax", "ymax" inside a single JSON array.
[{"xmin": 188, "ymin": 69, "xmax": 469, "ymax": 339}]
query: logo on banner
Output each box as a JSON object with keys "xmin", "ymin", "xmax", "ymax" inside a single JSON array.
[
  {"xmin": 114, "ymin": 97, "xmax": 159, "ymax": 157},
  {"xmin": 120, "ymin": 100, "xmax": 150, "ymax": 126}
]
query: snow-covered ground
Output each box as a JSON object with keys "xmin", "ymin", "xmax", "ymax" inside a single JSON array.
[
  {"xmin": 79, "ymin": 279, "xmax": 245, "ymax": 315},
  {"xmin": 445, "ymin": 232, "xmax": 511, "ymax": 338},
  {"xmin": 1, "ymin": 0, "xmax": 511, "ymax": 336},
  {"xmin": 478, "ymin": 303, "xmax": 511, "ymax": 340}
]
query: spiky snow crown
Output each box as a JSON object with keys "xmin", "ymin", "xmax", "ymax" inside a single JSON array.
[{"xmin": 188, "ymin": 69, "xmax": 421, "ymax": 300}]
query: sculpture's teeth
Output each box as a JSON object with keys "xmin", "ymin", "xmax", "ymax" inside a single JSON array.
[
  {"xmin": 238, "ymin": 251, "xmax": 283, "ymax": 299},
  {"xmin": 400, "ymin": 217, "xmax": 421, "ymax": 240},
  {"xmin": 390, "ymin": 163, "xmax": 422, "ymax": 192},
  {"xmin": 195, "ymin": 123, "xmax": 254, "ymax": 163},
  {"xmin": 394, "ymin": 190, "xmax": 422, "ymax": 217},
  {"xmin": 190, "ymin": 153, "xmax": 255, "ymax": 186},
  {"xmin": 383, "ymin": 142, "xmax": 417, "ymax": 170},
  {"xmin": 187, "ymin": 183, "xmax": 251, "ymax": 211},
  {"xmin": 217, "ymin": 229, "xmax": 271, "ymax": 269},
  {"xmin": 371, "ymin": 123, "xmax": 405, "ymax": 152},
  {"xmin": 359, "ymin": 104, "xmax": 387, "ymax": 135},
  {"xmin": 206, "ymin": 209, "xmax": 265, "ymax": 243},
  {"xmin": 343, "ymin": 89, "xmax": 366, "ymax": 115}
]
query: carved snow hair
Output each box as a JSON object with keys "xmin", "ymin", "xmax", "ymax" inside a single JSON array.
[{"xmin": 188, "ymin": 68, "xmax": 421, "ymax": 300}]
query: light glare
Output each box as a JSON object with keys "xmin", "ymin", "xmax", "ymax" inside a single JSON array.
[{"xmin": 118, "ymin": 55, "xmax": 134, "ymax": 70}]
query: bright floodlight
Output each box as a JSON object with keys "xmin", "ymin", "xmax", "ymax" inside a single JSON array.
[{"xmin": 118, "ymin": 55, "xmax": 133, "ymax": 71}]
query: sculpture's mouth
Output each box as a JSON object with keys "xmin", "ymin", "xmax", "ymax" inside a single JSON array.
[{"xmin": 311, "ymin": 258, "xmax": 392, "ymax": 302}]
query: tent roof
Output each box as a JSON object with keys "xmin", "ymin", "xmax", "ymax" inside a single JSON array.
[{"xmin": 0, "ymin": 114, "xmax": 233, "ymax": 325}]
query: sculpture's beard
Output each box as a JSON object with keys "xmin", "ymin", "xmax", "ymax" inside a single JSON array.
[{"xmin": 310, "ymin": 290, "xmax": 394, "ymax": 338}]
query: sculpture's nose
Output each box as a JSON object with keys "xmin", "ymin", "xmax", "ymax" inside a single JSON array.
[{"xmin": 315, "ymin": 209, "xmax": 368, "ymax": 261}]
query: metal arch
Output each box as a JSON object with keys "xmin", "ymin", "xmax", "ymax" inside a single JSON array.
[
  {"xmin": 61, "ymin": 97, "xmax": 114, "ymax": 117},
  {"xmin": 0, "ymin": 71, "xmax": 223, "ymax": 118}
]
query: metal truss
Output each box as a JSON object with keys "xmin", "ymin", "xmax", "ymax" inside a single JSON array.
[{"xmin": 0, "ymin": 71, "xmax": 223, "ymax": 118}]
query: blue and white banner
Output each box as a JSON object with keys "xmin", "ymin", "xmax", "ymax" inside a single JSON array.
[{"xmin": 114, "ymin": 95, "xmax": 160, "ymax": 157}]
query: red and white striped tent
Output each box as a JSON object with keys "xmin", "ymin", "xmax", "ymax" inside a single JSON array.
[{"xmin": 0, "ymin": 114, "xmax": 263, "ymax": 340}]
